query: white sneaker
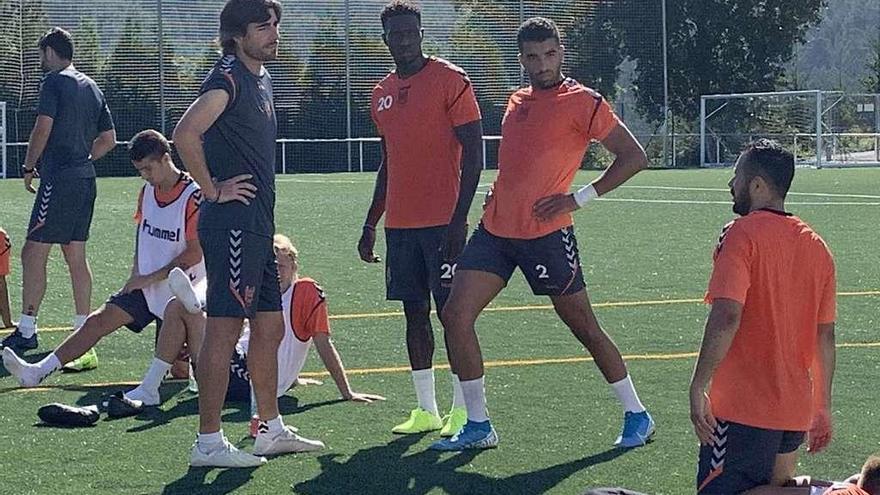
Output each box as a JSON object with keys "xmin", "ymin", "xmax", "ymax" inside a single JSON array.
[
  {"xmin": 124, "ymin": 386, "xmax": 160, "ymax": 406},
  {"xmin": 253, "ymin": 426, "xmax": 325, "ymax": 456},
  {"xmin": 2, "ymin": 347, "xmax": 45, "ymax": 387},
  {"xmin": 168, "ymin": 267, "xmax": 202, "ymax": 315},
  {"xmin": 189, "ymin": 439, "xmax": 266, "ymax": 468}
]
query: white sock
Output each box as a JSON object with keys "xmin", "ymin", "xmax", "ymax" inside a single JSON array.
[
  {"xmin": 18, "ymin": 315, "xmax": 37, "ymax": 338},
  {"xmin": 459, "ymin": 376, "xmax": 490, "ymax": 423},
  {"xmin": 259, "ymin": 415, "xmax": 284, "ymax": 435},
  {"xmin": 411, "ymin": 368, "xmax": 438, "ymax": 415},
  {"xmin": 197, "ymin": 430, "xmax": 224, "ymax": 452},
  {"xmin": 451, "ymin": 373, "xmax": 466, "ymax": 410},
  {"xmin": 37, "ymin": 353, "xmax": 62, "ymax": 377},
  {"xmin": 140, "ymin": 358, "xmax": 173, "ymax": 395},
  {"xmin": 73, "ymin": 315, "xmax": 88, "ymax": 331},
  {"xmin": 610, "ymin": 375, "xmax": 646, "ymax": 413}
]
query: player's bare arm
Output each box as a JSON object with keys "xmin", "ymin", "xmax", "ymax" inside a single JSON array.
[
  {"xmin": 533, "ymin": 122, "xmax": 647, "ymax": 221},
  {"xmin": 443, "ymin": 119, "xmax": 483, "ymax": 260},
  {"xmin": 173, "ymin": 89, "xmax": 256, "ymax": 205},
  {"xmin": 689, "ymin": 298, "xmax": 743, "ymax": 445},
  {"xmin": 22, "ymin": 115, "xmax": 54, "ymax": 193},
  {"xmin": 0, "ymin": 276, "xmax": 13, "ymax": 328},
  {"xmin": 312, "ymin": 333, "xmax": 385, "ymax": 403},
  {"xmin": 122, "ymin": 239, "xmax": 203, "ymax": 294},
  {"xmin": 808, "ymin": 322, "xmax": 836, "ymax": 453},
  {"xmin": 358, "ymin": 138, "xmax": 387, "ymax": 263},
  {"xmin": 89, "ymin": 128, "xmax": 117, "ymax": 162}
]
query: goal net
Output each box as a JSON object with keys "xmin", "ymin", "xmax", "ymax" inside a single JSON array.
[{"xmin": 700, "ymin": 90, "xmax": 880, "ymax": 168}]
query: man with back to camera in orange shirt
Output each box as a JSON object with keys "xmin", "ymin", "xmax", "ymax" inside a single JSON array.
[
  {"xmin": 690, "ymin": 139, "xmax": 837, "ymax": 494},
  {"xmin": 431, "ymin": 16, "xmax": 654, "ymax": 451},
  {"xmin": 357, "ymin": 0, "xmax": 484, "ymax": 437}
]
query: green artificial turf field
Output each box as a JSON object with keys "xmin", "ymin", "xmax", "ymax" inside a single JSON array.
[{"xmin": 0, "ymin": 168, "xmax": 878, "ymax": 494}]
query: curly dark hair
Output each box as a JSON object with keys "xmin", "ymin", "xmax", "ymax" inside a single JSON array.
[{"xmin": 381, "ymin": 0, "xmax": 421, "ymax": 29}]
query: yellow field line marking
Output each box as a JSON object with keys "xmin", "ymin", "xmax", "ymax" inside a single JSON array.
[
  {"xmin": 9, "ymin": 290, "xmax": 879, "ymax": 335},
  {"xmin": 6, "ymin": 342, "xmax": 880, "ymax": 394}
]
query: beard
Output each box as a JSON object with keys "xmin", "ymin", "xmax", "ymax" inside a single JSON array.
[
  {"xmin": 243, "ymin": 42, "xmax": 278, "ymax": 62},
  {"xmin": 732, "ymin": 190, "xmax": 751, "ymax": 216}
]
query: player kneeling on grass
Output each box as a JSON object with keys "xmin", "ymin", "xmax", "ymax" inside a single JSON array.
[
  {"xmin": 2, "ymin": 130, "xmax": 207, "ymax": 389},
  {"xmin": 224, "ymin": 235, "xmax": 385, "ymax": 437},
  {"xmin": 690, "ymin": 140, "xmax": 837, "ymax": 494}
]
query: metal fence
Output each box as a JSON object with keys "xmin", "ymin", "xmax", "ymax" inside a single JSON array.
[{"xmin": 0, "ymin": 0, "xmax": 671, "ymax": 177}]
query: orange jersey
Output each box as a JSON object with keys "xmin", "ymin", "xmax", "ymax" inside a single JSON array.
[
  {"xmin": 134, "ymin": 174, "xmax": 200, "ymax": 241},
  {"xmin": 0, "ymin": 228, "xmax": 10, "ymax": 276},
  {"xmin": 825, "ymin": 484, "xmax": 870, "ymax": 495},
  {"xmin": 705, "ymin": 209, "xmax": 836, "ymax": 431},
  {"xmin": 371, "ymin": 57, "xmax": 481, "ymax": 229},
  {"xmin": 482, "ymin": 79, "xmax": 620, "ymax": 239},
  {"xmin": 289, "ymin": 277, "xmax": 330, "ymax": 342}
]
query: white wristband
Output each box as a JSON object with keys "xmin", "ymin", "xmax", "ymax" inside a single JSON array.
[{"xmin": 573, "ymin": 183, "xmax": 598, "ymax": 207}]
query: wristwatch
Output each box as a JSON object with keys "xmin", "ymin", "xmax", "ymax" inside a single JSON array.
[{"xmin": 21, "ymin": 165, "xmax": 36, "ymax": 175}]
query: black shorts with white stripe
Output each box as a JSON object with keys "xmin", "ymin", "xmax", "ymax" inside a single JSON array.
[{"xmin": 696, "ymin": 419, "xmax": 805, "ymax": 494}]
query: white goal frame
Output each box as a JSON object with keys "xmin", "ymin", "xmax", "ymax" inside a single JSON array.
[{"xmin": 700, "ymin": 90, "xmax": 880, "ymax": 168}]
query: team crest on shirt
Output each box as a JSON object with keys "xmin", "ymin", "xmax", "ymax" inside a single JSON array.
[
  {"xmin": 398, "ymin": 86, "xmax": 410, "ymax": 105},
  {"xmin": 515, "ymin": 104, "xmax": 531, "ymax": 122}
]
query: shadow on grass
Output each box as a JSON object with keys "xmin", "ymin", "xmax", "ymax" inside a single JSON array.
[
  {"xmin": 293, "ymin": 435, "xmax": 630, "ymax": 495},
  {"xmin": 162, "ymin": 466, "xmax": 259, "ymax": 495}
]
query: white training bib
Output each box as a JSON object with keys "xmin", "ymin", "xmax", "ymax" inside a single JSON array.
[
  {"xmin": 236, "ymin": 284, "xmax": 312, "ymax": 397},
  {"xmin": 136, "ymin": 180, "xmax": 207, "ymax": 318}
]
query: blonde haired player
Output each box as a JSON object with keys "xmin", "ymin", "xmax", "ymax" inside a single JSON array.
[{"xmin": 226, "ymin": 235, "xmax": 385, "ymax": 436}]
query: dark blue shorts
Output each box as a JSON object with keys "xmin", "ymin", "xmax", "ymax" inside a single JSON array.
[
  {"xmin": 27, "ymin": 178, "xmax": 96, "ymax": 244},
  {"xmin": 107, "ymin": 289, "xmax": 162, "ymax": 333},
  {"xmin": 696, "ymin": 419, "xmax": 805, "ymax": 494},
  {"xmin": 457, "ymin": 224, "xmax": 586, "ymax": 296},
  {"xmin": 385, "ymin": 225, "xmax": 453, "ymax": 310},
  {"xmin": 225, "ymin": 347, "xmax": 251, "ymax": 402},
  {"xmin": 200, "ymin": 229, "xmax": 282, "ymax": 318}
]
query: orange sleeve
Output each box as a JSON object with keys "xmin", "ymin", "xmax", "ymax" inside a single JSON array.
[
  {"xmin": 184, "ymin": 191, "xmax": 202, "ymax": 241},
  {"xmin": 817, "ymin": 257, "xmax": 836, "ymax": 324},
  {"xmin": 294, "ymin": 281, "xmax": 330, "ymax": 338},
  {"xmin": 705, "ymin": 222, "xmax": 753, "ymax": 305},
  {"xmin": 370, "ymin": 86, "xmax": 383, "ymax": 136},
  {"xmin": 577, "ymin": 90, "xmax": 620, "ymax": 142},
  {"xmin": 134, "ymin": 186, "xmax": 145, "ymax": 224},
  {"xmin": 0, "ymin": 229, "xmax": 10, "ymax": 277},
  {"xmin": 445, "ymin": 71, "xmax": 481, "ymax": 127}
]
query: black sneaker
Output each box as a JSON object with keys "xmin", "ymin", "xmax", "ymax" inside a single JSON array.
[
  {"xmin": 37, "ymin": 403, "xmax": 100, "ymax": 427},
  {"xmin": 1, "ymin": 329, "xmax": 38, "ymax": 354},
  {"xmin": 107, "ymin": 391, "xmax": 145, "ymax": 418}
]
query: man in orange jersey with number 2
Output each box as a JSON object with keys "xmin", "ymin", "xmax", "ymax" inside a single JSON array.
[{"xmin": 433, "ymin": 17, "xmax": 653, "ymax": 451}]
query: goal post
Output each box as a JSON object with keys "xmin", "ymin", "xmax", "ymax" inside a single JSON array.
[
  {"xmin": 1, "ymin": 102, "xmax": 6, "ymax": 179},
  {"xmin": 700, "ymin": 90, "xmax": 880, "ymax": 168}
]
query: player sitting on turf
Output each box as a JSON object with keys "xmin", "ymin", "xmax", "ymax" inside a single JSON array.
[
  {"xmin": 2, "ymin": 130, "xmax": 206, "ymax": 389},
  {"xmin": 224, "ymin": 234, "xmax": 386, "ymax": 435},
  {"xmin": 0, "ymin": 228, "xmax": 14, "ymax": 329}
]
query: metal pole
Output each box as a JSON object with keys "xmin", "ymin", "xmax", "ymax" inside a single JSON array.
[
  {"xmin": 158, "ymin": 0, "xmax": 166, "ymax": 135},
  {"xmin": 871, "ymin": 97, "xmax": 880, "ymax": 162},
  {"xmin": 661, "ymin": 0, "xmax": 669, "ymax": 167},
  {"xmin": 282, "ymin": 142, "xmax": 287, "ymax": 174},
  {"xmin": 816, "ymin": 91, "xmax": 822, "ymax": 168},
  {"xmin": 1, "ymin": 102, "xmax": 6, "ymax": 179},
  {"xmin": 344, "ymin": 0, "xmax": 353, "ymax": 172},
  {"xmin": 519, "ymin": 0, "xmax": 525, "ymax": 86},
  {"xmin": 359, "ymin": 140, "xmax": 364, "ymax": 172},
  {"xmin": 700, "ymin": 97, "xmax": 706, "ymax": 167},
  {"xmin": 482, "ymin": 139, "xmax": 487, "ymax": 170}
]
